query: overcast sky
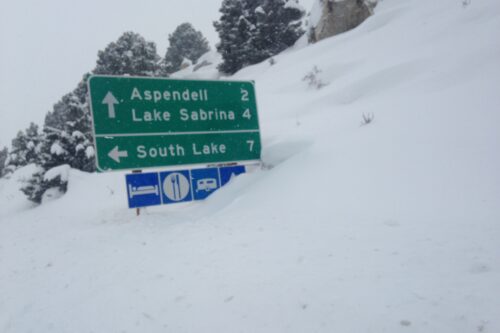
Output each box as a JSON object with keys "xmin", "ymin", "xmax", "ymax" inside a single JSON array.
[{"xmin": 0, "ymin": 0, "xmax": 313, "ymax": 147}]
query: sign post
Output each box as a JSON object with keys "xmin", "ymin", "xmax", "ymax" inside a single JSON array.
[
  {"xmin": 131, "ymin": 169, "xmax": 142, "ymax": 216},
  {"xmin": 88, "ymin": 75, "xmax": 261, "ymax": 172}
]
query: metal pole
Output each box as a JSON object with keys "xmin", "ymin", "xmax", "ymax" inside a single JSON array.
[{"xmin": 132, "ymin": 169, "xmax": 142, "ymax": 216}]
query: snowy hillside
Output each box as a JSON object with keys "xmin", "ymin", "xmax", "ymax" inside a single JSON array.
[{"xmin": 1, "ymin": 0, "xmax": 499, "ymax": 332}]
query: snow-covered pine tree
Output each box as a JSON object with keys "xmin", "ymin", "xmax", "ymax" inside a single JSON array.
[
  {"xmin": 20, "ymin": 165, "xmax": 69, "ymax": 204},
  {"xmin": 4, "ymin": 123, "xmax": 43, "ymax": 172},
  {"xmin": 163, "ymin": 23, "xmax": 210, "ymax": 75},
  {"xmin": 20, "ymin": 126, "xmax": 69, "ymax": 204},
  {"xmin": 214, "ymin": 0, "xmax": 256, "ymax": 74},
  {"xmin": 20, "ymin": 170, "xmax": 45, "ymax": 203},
  {"xmin": 250, "ymin": 0, "xmax": 304, "ymax": 63},
  {"xmin": 20, "ymin": 125, "xmax": 73, "ymax": 204},
  {"xmin": 94, "ymin": 31, "xmax": 161, "ymax": 76},
  {"xmin": 21, "ymin": 73, "xmax": 95, "ymax": 203},
  {"xmin": 215, "ymin": 0, "xmax": 305, "ymax": 74},
  {"xmin": 21, "ymin": 32, "xmax": 163, "ymax": 203},
  {"xmin": 44, "ymin": 73, "xmax": 95, "ymax": 172},
  {"xmin": 0, "ymin": 147, "xmax": 7, "ymax": 177}
]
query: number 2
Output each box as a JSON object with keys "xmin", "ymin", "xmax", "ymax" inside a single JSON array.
[{"xmin": 241, "ymin": 89, "xmax": 249, "ymax": 102}]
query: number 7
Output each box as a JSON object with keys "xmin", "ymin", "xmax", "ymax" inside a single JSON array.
[{"xmin": 246, "ymin": 140, "xmax": 254, "ymax": 152}]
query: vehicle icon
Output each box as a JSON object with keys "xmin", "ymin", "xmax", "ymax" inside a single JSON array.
[{"xmin": 196, "ymin": 178, "xmax": 218, "ymax": 192}]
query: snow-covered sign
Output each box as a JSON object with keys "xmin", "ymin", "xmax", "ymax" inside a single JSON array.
[
  {"xmin": 125, "ymin": 165, "xmax": 246, "ymax": 208},
  {"xmin": 88, "ymin": 75, "xmax": 262, "ymax": 172}
]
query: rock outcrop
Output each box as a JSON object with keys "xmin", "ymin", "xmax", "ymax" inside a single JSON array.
[{"xmin": 310, "ymin": 0, "xmax": 373, "ymax": 43}]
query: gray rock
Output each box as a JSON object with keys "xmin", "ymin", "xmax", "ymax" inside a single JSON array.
[{"xmin": 311, "ymin": 0, "xmax": 373, "ymax": 42}]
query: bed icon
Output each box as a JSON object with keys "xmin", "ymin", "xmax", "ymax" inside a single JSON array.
[
  {"xmin": 128, "ymin": 184, "xmax": 159, "ymax": 198},
  {"xmin": 125, "ymin": 172, "xmax": 162, "ymax": 208}
]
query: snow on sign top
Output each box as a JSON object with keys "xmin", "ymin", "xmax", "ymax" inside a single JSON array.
[{"xmin": 87, "ymin": 75, "xmax": 262, "ymax": 172}]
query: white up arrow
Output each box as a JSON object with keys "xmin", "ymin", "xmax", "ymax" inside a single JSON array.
[
  {"xmin": 108, "ymin": 146, "xmax": 128, "ymax": 163},
  {"xmin": 102, "ymin": 92, "xmax": 119, "ymax": 118}
]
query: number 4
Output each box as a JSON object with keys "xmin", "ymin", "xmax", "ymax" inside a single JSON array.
[{"xmin": 243, "ymin": 109, "xmax": 251, "ymax": 119}]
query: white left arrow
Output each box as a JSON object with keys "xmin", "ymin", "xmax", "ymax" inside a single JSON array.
[
  {"xmin": 108, "ymin": 146, "xmax": 128, "ymax": 163},
  {"xmin": 102, "ymin": 92, "xmax": 119, "ymax": 118}
]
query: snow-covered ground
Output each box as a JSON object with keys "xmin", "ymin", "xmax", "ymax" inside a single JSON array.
[{"xmin": 1, "ymin": 0, "xmax": 499, "ymax": 332}]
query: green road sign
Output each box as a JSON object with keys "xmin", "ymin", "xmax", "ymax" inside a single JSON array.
[{"xmin": 88, "ymin": 75, "xmax": 261, "ymax": 171}]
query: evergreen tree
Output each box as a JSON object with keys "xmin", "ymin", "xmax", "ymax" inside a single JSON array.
[
  {"xmin": 20, "ymin": 31, "xmax": 162, "ymax": 203},
  {"xmin": 5, "ymin": 123, "xmax": 43, "ymax": 170},
  {"xmin": 94, "ymin": 31, "xmax": 161, "ymax": 76},
  {"xmin": 0, "ymin": 147, "xmax": 7, "ymax": 177},
  {"xmin": 214, "ymin": 0, "xmax": 255, "ymax": 74},
  {"xmin": 20, "ymin": 126, "xmax": 78, "ymax": 204},
  {"xmin": 215, "ymin": 0, "xmax": 304, "ymax": 74},
  {"xmin": 20, "ymin": 170, "xmax": 46, "ymax": 204},
  {"xmin": 163, "ymin": 23, "xmax": 210, "ymax": 75},
  {"xmin": 21, "ymin": 74, "xmax": 95, "ymax": 203},
  {"xmin": 44, "ymin": 73, "xmax": 95, "ymax": 173},
  {"xmin": 20, "ymin": 166, "xmax": 69, "ymax": 204},
  {"xmin": 250, "ymin": 0, "xmax": 304, "ymax": 63},
  {"xmin": 19, "ymin": 127, "xmax": 68, "ymax": 204}
]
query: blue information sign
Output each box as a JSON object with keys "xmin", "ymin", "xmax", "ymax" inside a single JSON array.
[
  {"xmin": 220, "ymin": 165, "xmax": 246, "ymax": 186},
  {"xmin": 126, "ymin": 172, "xmax": 162, "ymax": 208},
  {"xmin": 191, "ymin": 168, "xmax": 220, "ymax": 201},
  {"xmin": 159, "ymin": 170, "xmax": 193, "ymax": 204},
  {"xmin": 125, "ymin": 165, "xmax": 249, "ymax": 209}
]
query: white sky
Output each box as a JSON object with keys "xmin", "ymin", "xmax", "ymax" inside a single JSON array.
[{"xmin": 0, "ymin": 0, "xmax": 314, "ymax": 147}]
